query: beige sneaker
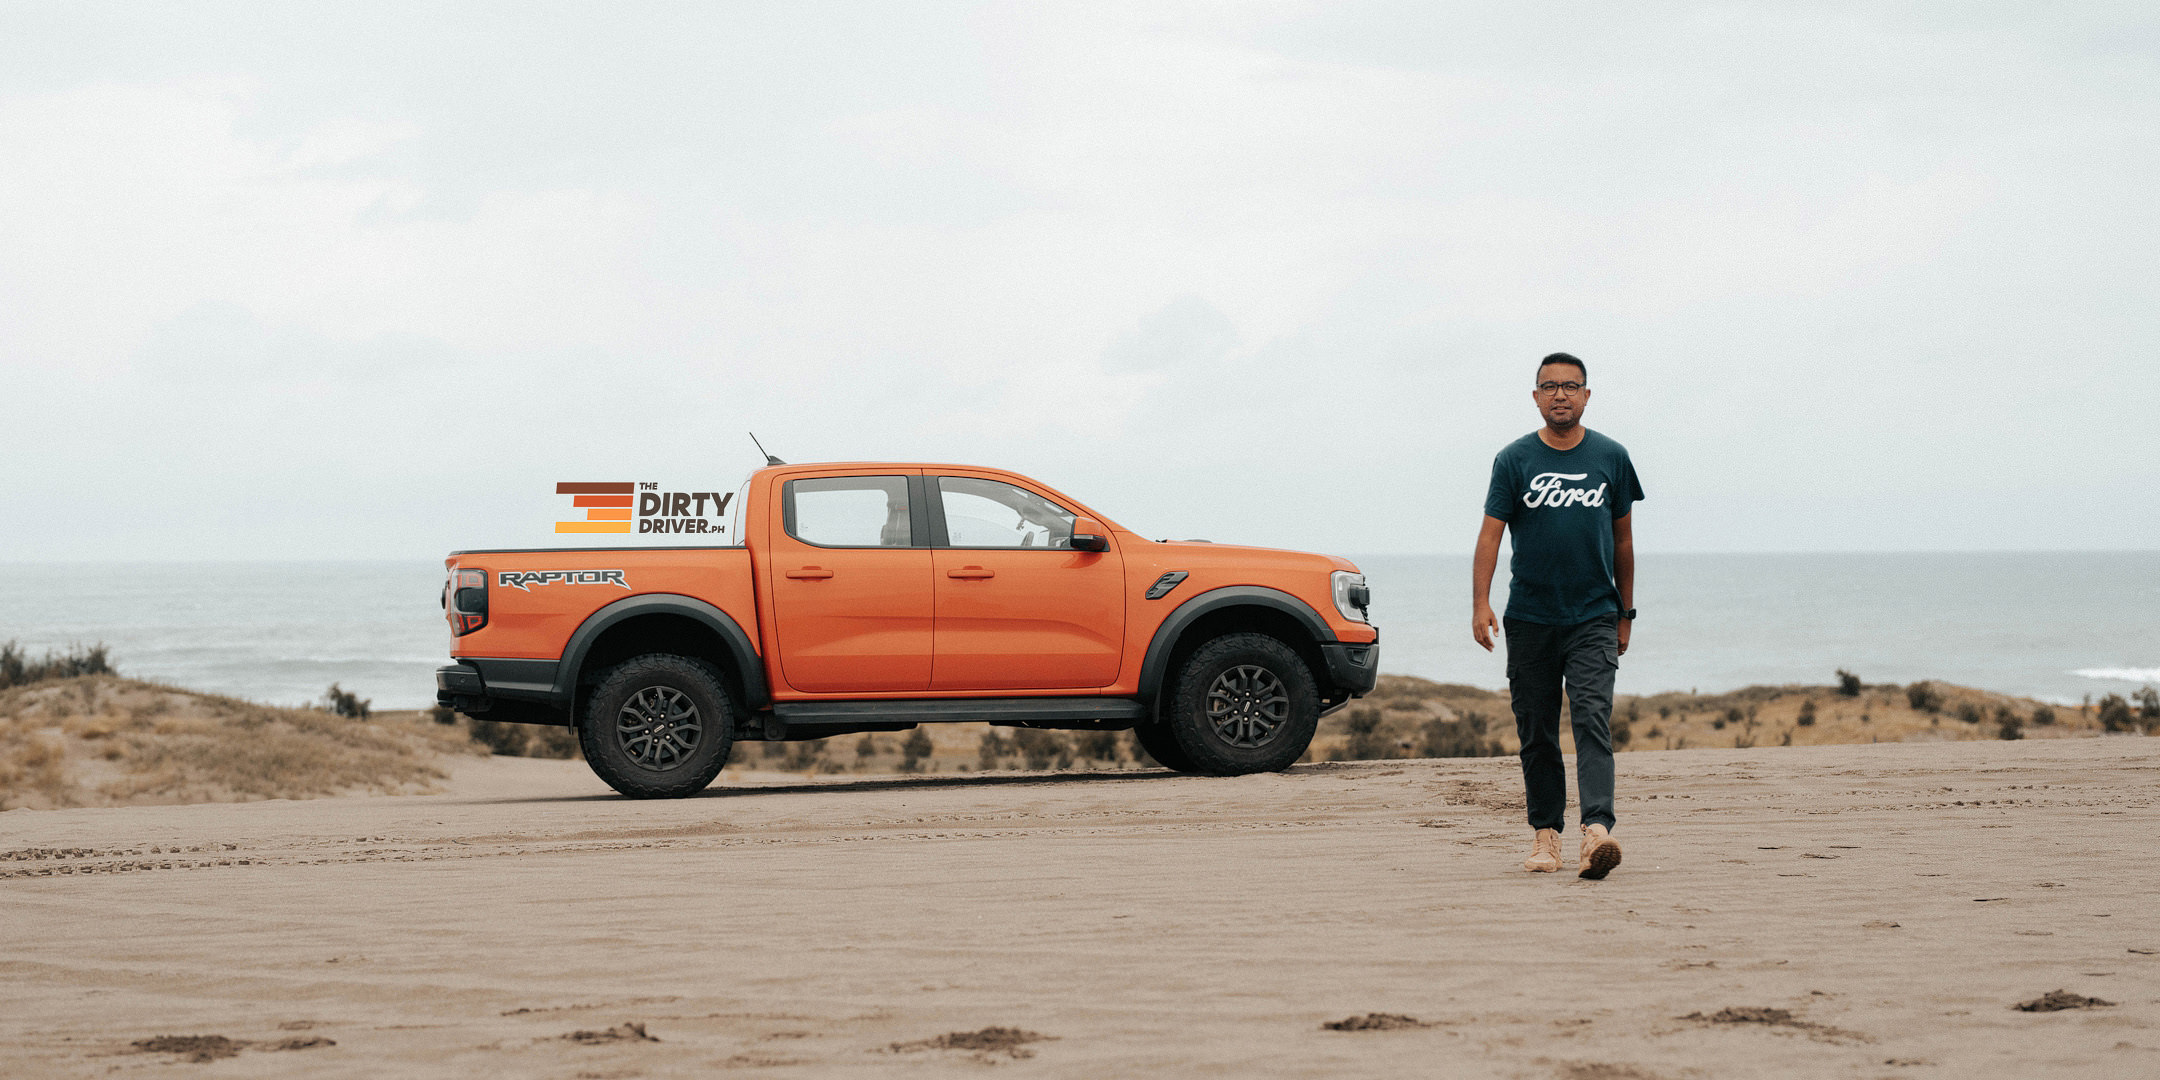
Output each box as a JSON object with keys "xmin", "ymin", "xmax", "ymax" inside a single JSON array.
[
  {"xmin": 1579, "ymin": 824, "xmax": 1622, "ymax": 880},
  {"xmin": 1522, "ymin": 828, "xmax": 1561, "ymax": 873}
]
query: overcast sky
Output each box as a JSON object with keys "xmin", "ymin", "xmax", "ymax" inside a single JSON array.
[{"xmin": 3, "ymin": 1, "xmax": 2155, "ymax": 561}]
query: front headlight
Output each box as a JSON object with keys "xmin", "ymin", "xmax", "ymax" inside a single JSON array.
[{"xmin": 1331, "ymin": 570, "xmax": 1370, "ymax": 623}]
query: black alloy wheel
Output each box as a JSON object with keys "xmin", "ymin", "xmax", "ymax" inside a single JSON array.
[
  {"xmin": 616, "ymin": 685, "xmax": 702, "ymax": 771},
  {"xmin": 1205, "ymin": 664, "xmax": 1291, "ymax": 749},
  {"xmin": 1165, "ymin": 632, "xmax": 1320, "ymax": 775},
  {"xmin": 581, "ymin": 654, "xmax": 735, "ymax": 798}
]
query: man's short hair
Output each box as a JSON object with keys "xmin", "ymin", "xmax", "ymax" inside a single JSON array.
[{"xmin": 1538, "ymin": 352, "xmax": 1586, "ymax": 381}]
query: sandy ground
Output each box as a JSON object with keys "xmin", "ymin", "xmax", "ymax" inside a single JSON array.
[{"xmin": 3, "ymin": 737, "xmax": 2156, "ymax": 1079}]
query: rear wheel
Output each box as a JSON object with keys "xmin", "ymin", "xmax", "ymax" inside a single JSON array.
[
  {"xmin": 1164, "ymin": 633, "xmax": 1320, "ymax": 775},
  {"xmin": 580, "ymin": 654, "xmax": 734, "ymax": 798}
]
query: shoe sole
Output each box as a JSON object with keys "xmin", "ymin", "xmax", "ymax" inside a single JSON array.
[
  {"xmin": 1523, "ymin": 861, "xmax": 1559, "ymax": 873},
  {"xmin": 1578, "ymin": 840, "xmax": 1622, "ymax": 880}
]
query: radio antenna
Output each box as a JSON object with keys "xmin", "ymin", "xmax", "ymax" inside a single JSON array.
[{"xmin": 748, "ymin": 432, "xmax": 784, "ymax": 466}]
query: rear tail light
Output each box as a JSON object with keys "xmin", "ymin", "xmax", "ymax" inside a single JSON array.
[{"xmin": 447, "ymin": 568, "xmax": 488, "ymax": 636}]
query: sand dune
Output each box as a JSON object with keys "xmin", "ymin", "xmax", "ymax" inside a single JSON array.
[
  {"xmin": 3, "ymin": 736, "xmax": 2154, "ymax": 1077},
  {"xmin": 0, "ymin": 677, "xmax": 481, "ymax": 810}
]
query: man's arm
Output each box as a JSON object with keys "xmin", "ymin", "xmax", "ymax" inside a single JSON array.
[
  {"xmin": 1472, "ymin": 515, "xmax": 1506, "ymax": 652},
  {"xmin": 1613, "ymin": 512, "xmax": 1634, "ymax": 656}
]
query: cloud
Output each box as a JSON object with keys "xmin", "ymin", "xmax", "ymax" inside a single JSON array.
[
  {"xmin": 1103, "ymin": 296, "xmax": 1240, "ymax": 372},
  {"xmin": 0, "ymin": 4, "xmax": 2155, "ymax": 559}
]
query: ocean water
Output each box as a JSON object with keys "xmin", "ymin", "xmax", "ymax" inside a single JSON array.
[
  {"xmin": 1, "ymin": 553, "xmax": 2154, "ymax": 710},
  {"xmin": 1360, "ymin": 551, "xmax": 2160, "ymax": 706}
]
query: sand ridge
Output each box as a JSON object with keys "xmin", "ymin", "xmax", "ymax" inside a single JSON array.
[{"xmin": 1, "ymin": 737, "xmax": 2155, "ymax": 1077}]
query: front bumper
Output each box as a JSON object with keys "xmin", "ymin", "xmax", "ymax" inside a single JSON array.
[{"xmin": 1318, "ymin": 639, "xmax": 1380, "ymax": 697}]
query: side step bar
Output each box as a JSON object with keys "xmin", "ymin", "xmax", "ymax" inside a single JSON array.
[{"xmin": 761, "ymin": 697, "xmax": 1146, "ymax": 740}]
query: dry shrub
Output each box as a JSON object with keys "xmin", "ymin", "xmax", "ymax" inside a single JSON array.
[
  {"xmin": 785, "ymin": 739, "xmax": 827, "ymax": 771},
  {"xmin": 2096, "ymin": 694, "xmax": 2136, "ymax": 733},
  {"xmin": 1338, "ymin": 706, "xmax": 1399, "ymax": 760},
  {"xmin": 321, "ymin": 683, "xmax": 371, "ymax": 719},
  {"xmin": 1011, "ymin": 728, "xmax": 1070, "ymax": 770},
  {"xmin": 1074, "ymin": 728, "xmax": 1123, "ymax": 764},
  {"xmin": 978, "ymin": 729, "xmax": 1010, "ymax": 769},
  {"xmin": 467, "ymin": 717, "xmax": 580, "ymax": 759},
  {"xmin": 1421, "ymin": 711, "xmax": 1504, "ymax": 758},
  {"xmin": 899, "ymin": 727, "xmax": 934, "ymax": 771}
]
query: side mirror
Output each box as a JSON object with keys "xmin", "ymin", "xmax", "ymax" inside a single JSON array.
[{"xmin": 1070, "ymin": 517, "xmax": 1110, "ymax": 553}]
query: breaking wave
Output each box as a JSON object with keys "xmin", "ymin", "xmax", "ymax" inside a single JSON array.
[{"xmin": 2073, "ymin": 667, "xmax": 2160, "ymax": 684}]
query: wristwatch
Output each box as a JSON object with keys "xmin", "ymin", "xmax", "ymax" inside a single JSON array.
[{"xmin": 1618, "ymin": 607, "xmax": 1637, "ymax": 620}]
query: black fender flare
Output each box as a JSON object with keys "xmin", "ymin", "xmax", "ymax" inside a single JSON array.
[
  {"xmin": 1135, "ymin": 585, "xmax": 1335, "ymax": 708},
  {"xmin": 556, "ymin": 594, "xmax": 770, "ymax": 710}
]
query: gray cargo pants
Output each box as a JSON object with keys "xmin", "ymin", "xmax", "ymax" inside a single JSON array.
[{"xmin": 1503, "ymin": 615, "xmax": 1618, "ymax": 831}]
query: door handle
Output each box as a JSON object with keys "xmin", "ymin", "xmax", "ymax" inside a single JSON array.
[
  {"xmin": 785, "ymin": 568, "xmax": 834, "ymax": 580},
  {"xmin": 946, "ymin": 567, "xmax": 995, "ymax": 580}
]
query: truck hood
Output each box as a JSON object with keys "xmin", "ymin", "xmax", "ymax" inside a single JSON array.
[{"xmin": 1140, "ymin": 539, "xmax": 1360, "ymax": 574}]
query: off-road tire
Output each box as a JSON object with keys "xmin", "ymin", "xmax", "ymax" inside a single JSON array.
[
  {"xmin": 580, "ymin": 654, "xmax": 735, "ymax": 799},
  {"xmin": 1164, "ymin": 633, "xmax": 1320, "ymax": 776},
  {"xmin": 1132, "ymin": 719, "xmax": 1200, "ymax": 773}
]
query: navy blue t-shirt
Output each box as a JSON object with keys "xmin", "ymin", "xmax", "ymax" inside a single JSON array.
[{"xmin": 1483, "ymin": 429, "xmax": 1644, "ymax": 625}]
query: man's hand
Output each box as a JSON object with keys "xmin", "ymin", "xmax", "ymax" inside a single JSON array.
[
  {"xmin": 1617, "ymin": 616, "xmax": 1631, "ymax": 656},
  {"xmin": 1471, "ymin": 515, "xmax": 1507, "ymax": 653}
]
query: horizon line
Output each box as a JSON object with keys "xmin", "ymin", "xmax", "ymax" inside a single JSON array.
[{"xmin": 4, "ymin": 547, "xmax": 2159, "ymax": 567}]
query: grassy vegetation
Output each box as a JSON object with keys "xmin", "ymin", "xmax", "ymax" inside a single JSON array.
[
  {"xmin": 0, "ymin": 676, "xmax": 484, "ymax": 810},
  {"xmin": 455, "ymin": 707, "xmax": 581, "ymax": 760},
  {"xmin": 0, "ymin": 641, "xmax": 114, "ymax": 690},
  {"xmin": 1309, "ymin": 671, "xmax": 2136, "ymax": 760},
  {"xmin": 752, "ymin": 724, "xmax": 1141, "ymax": 775},
  {"xmin": 7, "ymin": 645, "xmax": 2144, "ymax": 806},
  {"xmin": 724, "ymin": 669, "xmax": 2141, "ymax": 775}
]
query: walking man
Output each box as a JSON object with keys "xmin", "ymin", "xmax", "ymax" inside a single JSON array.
[{"xmin": 1472, "ymin": 353, "xmax": 1643, "ymax": 879}]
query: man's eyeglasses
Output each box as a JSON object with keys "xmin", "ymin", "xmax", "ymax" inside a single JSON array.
[{"xmin": 1537, "ymin": 381, "xmax": 1586, "ymax": 397}]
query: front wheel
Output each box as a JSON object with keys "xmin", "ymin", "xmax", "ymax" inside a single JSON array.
[
  {"xmin": 580, "ymin": 654, "xmax": 734, "ymax": 798},
  {"xmin": 1131, "ymin": 720, "xmax": 1199, "ymax": 773},
  {"xmin": 1165, "ymin": 633, "xmax": 1321, "ymax": 775}
]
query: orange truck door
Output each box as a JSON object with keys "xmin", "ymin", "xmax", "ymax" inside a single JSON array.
[
  {"xmin": 929, "ymin": 475, "xmax": 1124, "ymax": 690},
  {"xmin": 769, "ymin": 473, "xmax": 933, "ymax": 693}
]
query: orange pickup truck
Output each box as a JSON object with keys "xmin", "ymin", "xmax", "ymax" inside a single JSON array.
[{"xmin": 437, "ymin": 462, "xmax": 1377, "ymax": 797}]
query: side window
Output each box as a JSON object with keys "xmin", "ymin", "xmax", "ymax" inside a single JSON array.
[
  {"xmin": 938, "ymin": 477, "xmax": 1076, "ymax": 549},
  {"xmin": 787, "ymin": 476, "xmax": 913, "ymax": 547}
]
